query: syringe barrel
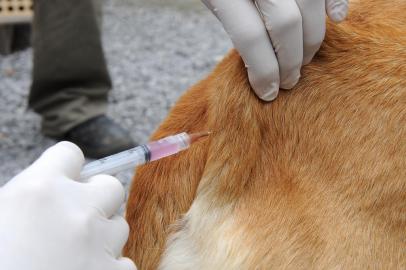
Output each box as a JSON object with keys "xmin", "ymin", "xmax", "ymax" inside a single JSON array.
[
  {"xmin": 79, "ymin": 132, "xmax": 191, "ymax": 180},
  {"xmin": 148, "ymin": 132, "xmax": 190, "ymax": 161},
  {"xmin": 79, "ymin": 146, "xmax": 147, "ymax": 180}
]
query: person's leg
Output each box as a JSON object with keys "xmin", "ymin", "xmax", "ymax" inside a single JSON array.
[
  {"xmin": 28, "ymin": 0, "xmax": 135, "ymax": 158},
  {"xmin": 29, "ymin": 0, "xmax": 110, "ymax": 137},
  {"xmin": 0, "ymin": 24, "xmax": 31, "ymax": 55},
  {"xmin": 0, "ymin": 25, "xmax": 13, "ymax": 55},
  {"xmin": 11, "ymin": 24, "xmax": 31, "ymax": 52}
]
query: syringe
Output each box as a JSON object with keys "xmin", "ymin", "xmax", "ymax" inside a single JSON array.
[{"xmin": 79, "ymin": 131, "xmax": 210, "ymax": 180}]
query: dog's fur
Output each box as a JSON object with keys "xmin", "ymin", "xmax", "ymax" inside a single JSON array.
[{"xmin": 124, "ymin": 0, "xmax": 406, "ymax": 269}]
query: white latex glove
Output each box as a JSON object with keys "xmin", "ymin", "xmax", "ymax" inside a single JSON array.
[
  {"xmin": 203, "ymin": 0, "xmax": 349, "ymax": 101},
  {"xmin": 0, "ymin": 142, "xmax": 137, "ymax": 270}
]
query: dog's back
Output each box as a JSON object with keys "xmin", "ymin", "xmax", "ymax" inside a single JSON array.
[{"xmin": 124, "ymin": 0, "xmax": 406, "ymax": 269}]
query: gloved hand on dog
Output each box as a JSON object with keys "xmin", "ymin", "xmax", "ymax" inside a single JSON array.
[
  {"xmin": 0, "ymin": 142, "xmax": 136, "ymax": 270},
  {"xmin": 203, "ymin": 0, "xmax": 349, "ymax": 101}
]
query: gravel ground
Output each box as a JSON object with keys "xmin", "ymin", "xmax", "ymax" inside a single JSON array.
[{"xmin": 0, "ymin": 0, "xmax": 231, "ymax": 194}]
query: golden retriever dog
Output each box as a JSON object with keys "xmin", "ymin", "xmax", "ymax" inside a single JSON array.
[{"xmin": 124, "ymin": 0, "xmax": 406, "ymax": 268}]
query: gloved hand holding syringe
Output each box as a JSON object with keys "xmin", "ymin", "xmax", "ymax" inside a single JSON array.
[{"xmin": 80, "ymin": 131, "xmax": 210, "ymax": 180}]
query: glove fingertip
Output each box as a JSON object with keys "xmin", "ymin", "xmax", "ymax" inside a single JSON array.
[
  {"xmin": 329, "ymin": 10, "xmax": 348, "ymax": 23},
  {"xmin": 89, "ymin": 175, "xmax": 125, "ymax": 201},
  {"xmin": 86, "ymin": 174, "xmax": 125, "ymax": 217},
  {"xmin": 248, "ymin": 69, "xmax": 280, "ymax": 102},
  {"xmin": 56, "ymin": 141, "xmax": 85, "ymax": 161},
  {"xmin": 117, "ymin": 257, "xmax": 138, "ymax": 270},
  {"xmin": 327, "ymin": 0, "xmax": 349, "ymax": 23},
  {"xmin": 32, "ymin": 141, "xmax": 85, "ymax": 179},
  {"xmin": 257, "ymin": 82, "xmax": 279, "ymax": 102}
]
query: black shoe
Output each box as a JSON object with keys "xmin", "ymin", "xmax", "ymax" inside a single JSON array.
[{"xmin": 64, "ymin": 115, "xmax": 137, "ymax": 159}]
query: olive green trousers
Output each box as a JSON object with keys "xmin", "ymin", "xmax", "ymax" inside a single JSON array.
[{"xmin": 28, "ymin": 0, "xmax": 111, "ymax": 137}]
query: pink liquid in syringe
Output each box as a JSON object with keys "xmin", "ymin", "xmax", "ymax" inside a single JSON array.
[{"xmin": 148, "ymin": 139, "xmax": 180, "ymax": 161}]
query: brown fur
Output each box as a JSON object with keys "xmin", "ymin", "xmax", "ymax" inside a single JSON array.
[{"xmin": 124, "ymin": 0, "xmax": 406, "ymax": 269}]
